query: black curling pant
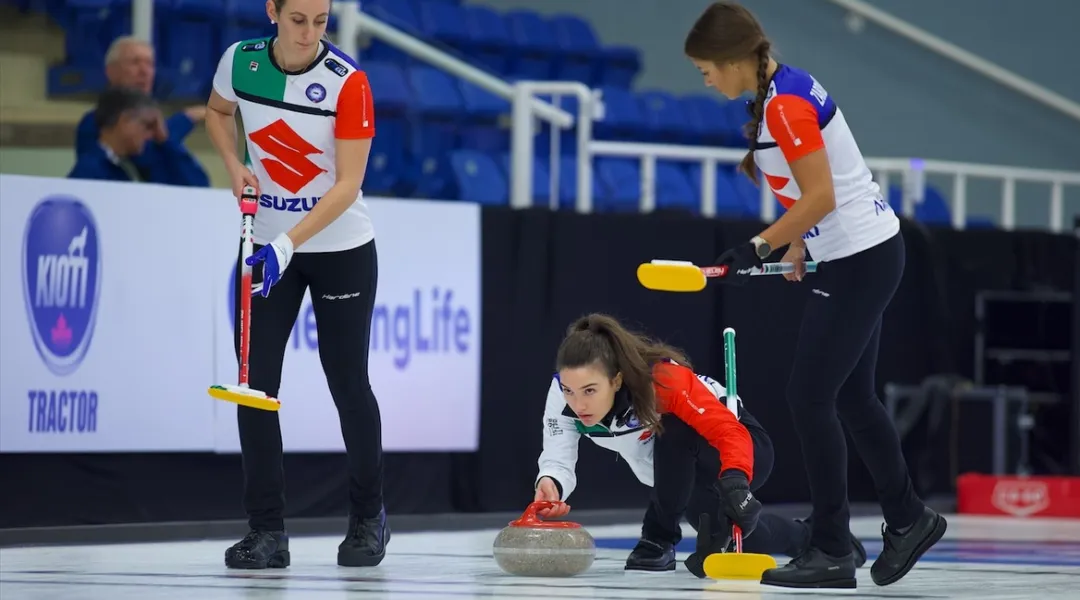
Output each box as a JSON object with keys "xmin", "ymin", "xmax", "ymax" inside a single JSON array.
[
  {"xmin": 643, "ymin": 411, "xmax": 808, "ymax": 557},
  {"xmin": 786, "ymin": 231, "xmax": 924, "ymax": 557},
  {"xmin": 233, "ymin": 239, "xmax": 384, "ymax": 532}
]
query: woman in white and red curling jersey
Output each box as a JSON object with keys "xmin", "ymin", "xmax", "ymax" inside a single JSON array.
[
  {"xmin": 683, "ymin": 1, "xmax": 946, "ymax": 590},
  {"xmin": 204, "ymin": 0, "xmax": 388, "ymax": 571},
  {"xmin": 531, "ymin": 313, "xmax": 865, "ymax": 577}
]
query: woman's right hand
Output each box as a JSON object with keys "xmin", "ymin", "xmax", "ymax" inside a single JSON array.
[
  {"xmin": 534, "ymin": 477, "xmax": 570, "ymax": 518},
  {"xmin": 781, "ymin": 241, "xmax": 808, "ymax": 282},
  {"xmin": 228, "ymin": 161, "xmax": 260, "ymax": 200}
]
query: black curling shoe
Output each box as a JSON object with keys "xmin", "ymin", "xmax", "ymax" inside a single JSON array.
[
  {"xmin": 225, "ymin": 530, "xmax": 290, "ymax": 569},
  {"xmin": 761, "ymin": 547, "xmax": 857, "ymax": 589},
  {"xmin": 871, "ymin": 506, "xmax": 947, "ymax": 586},
  {"xmin": 624, "ymin": 538, "xmax": 676, "ymax": 572},
  {"xmin": 338, "ymin": 507, "xmax": 391, "ymax": 567}
]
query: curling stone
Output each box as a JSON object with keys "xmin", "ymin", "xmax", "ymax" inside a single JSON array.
[{"xmin": 493, "ymin": 501, "xmax": 596, "ymax": 577}]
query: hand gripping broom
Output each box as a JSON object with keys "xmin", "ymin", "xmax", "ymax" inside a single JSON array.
[
  {"xmin": 701, "ymin": 327, "xmax": 777, "ymax": 579},
  {"xmin": 207, "ymin": 186, "xmax": 281, "ymax": 412}
]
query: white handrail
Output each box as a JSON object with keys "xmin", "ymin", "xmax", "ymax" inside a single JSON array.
[
  {"xmin": 588, "ymin": 140, "xmax": 772, "ymax": 218},
  {"xmin": 510, "ymin": 81, "xmax": 597, "ymax": 212},
  {"xmin": 577, "ymin": 140, "xmax": 1080, "ymax": 232},
  {"xmin": 825, "ymin": 0, "xmax": 1080, "ymax": 123},
  {"xmin": 332, "ymin": 1, "xmax": 573, "ymax": 128}
]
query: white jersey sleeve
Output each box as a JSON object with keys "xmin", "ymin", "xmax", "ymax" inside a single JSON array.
[
  {"xmin": 535, "ymin": 377, "xmax": 581, "ymax": 501},
  {"xmin": 212, "ymin": 42, "xmax": 239, "ymax": 103}
]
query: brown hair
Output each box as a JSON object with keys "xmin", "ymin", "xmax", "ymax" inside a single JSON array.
[
  {"xmin": 684, "ymin": 2, "xmax": 772, "ymax": 181},
  {"xmin": 555, "ymin": 313, "xmax": 691, "ymax": 433}
]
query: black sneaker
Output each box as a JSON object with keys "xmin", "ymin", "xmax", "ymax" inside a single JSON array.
[
  {"xmin": 625, "ymin": 538, "xmax": 676, "ymax": 571},
  {"xmin": 794, "ymin": 517, "xmax": 866, "ymax": 567},
  {"xmin": 338, "ymin": 507, "xmax": 391, "ymax": 567},
  {"xmin": 761, "ymin": 547, "xmax": 857, "ymax": 589},
  {"xmin": 871, "ymin": 507, "xmax": 947, "ymax": 586},
  {"xmin": 225, "ymin": 530, "xmax": 290, "ymax": 569}
]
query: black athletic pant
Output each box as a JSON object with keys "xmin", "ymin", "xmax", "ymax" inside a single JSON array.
[
  {"xmin": 787, "ymin": 230, "xmax": 924, "ymax": 557},
  {"xmin": 233, "ymin": 239, "xmax": 384, "ymax": 532},
  {"xmin": 643, "ymin": 411, "xmax": 808, "ymax": 557}
]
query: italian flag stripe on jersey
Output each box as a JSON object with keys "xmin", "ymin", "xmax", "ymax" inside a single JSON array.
[{"xmin": 231, "ymin": 37, "xmax": 287, "ymax": 101}]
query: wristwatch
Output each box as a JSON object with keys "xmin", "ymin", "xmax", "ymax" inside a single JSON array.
[{"xmin": 750, "ymin": 236, "xmax": 771, "ymax": 259}]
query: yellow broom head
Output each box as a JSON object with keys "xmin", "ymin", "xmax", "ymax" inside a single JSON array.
[
  {"xmin": 703, "ymin": 551, "xmax": 778, "ymax": 580},
  {"xmin": 208, "ymin": 384, "xmax": 281, "ymax": 412},
  {"xmin": 636, "ymin": 260, "xmax": 708, "ymax": 292}
]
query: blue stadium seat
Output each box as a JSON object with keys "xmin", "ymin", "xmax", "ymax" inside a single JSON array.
[
  {"xmin": 462, "ymin": 5, "xmax": 512, "ymax": 75},
  {"xmin": 558, "ymin": 155, "xmax": 605, "ymax": 206},
  {"xmin": 684, "ymin": 163, "xmax": 764, "ymax": 218},
  {"xmin": 548, "ymin": 14, "xmax": 603, "ymax": 85},
  {"xmin": 637, "ymin": 90, "xmax": 695, "ymax": 143},
  {"xmin": 503, "ymin": 9, "xmax": 559, "ymax": 80},
  {"xmin": 655, "ymin": 162, "xmax": 699, "ymax": 212},
  {"xmin": 160, "ymin": 0, "xmax": 221, "ymax": 100},
  {"xmin": 64, "ymin": 0, "xmax": 127, "ymax": 69},
  {"xmin": 597, "ymin": 45, "xmax": 641, "ymax": 88},
  {"xmin": 407, "ymin": 66, "xmax": 463, "ymax": 198},
  {"xmin": 363, "ymin": 61, "xmax": 413, "ymax": 195},
  {"xmin": 594, "ymin": 85, "xmax": 642, "ymax": 141},
  {"xmin": 417, "ymin": 0, "xmax": 470, "ymax": 55},
  {"xmin": 499, "ymin": 152, "xmax": 552, "ymax": 207},
  {"xmin": 362, "ymin": 0, "xmax": 422, "ymax": 65},
  {"xmin": 451, "ymin": 149, "xmax": 507, "ymax": 205},
  {"xmin": 680, "ymin": 93, "xmax": 734, "ymax": 146},
  {"xmin": 457, "ymin": 79, "xmax": 509, "ymax": 153},
  {"xmin": 885, "ymin": 183, "xmax": 996, "ymax": 227},
  {"xmin": 595, "ymin": 157, "xmax": 641, "ymax": 211}
]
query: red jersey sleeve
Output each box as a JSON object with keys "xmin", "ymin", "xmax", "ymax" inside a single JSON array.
[
  {"xmin": 335, "ymin": 71, "xmax": 375, "ymax": 140},
  {"xmin": 653, "ymin": 362, "xmax": 754, "ymax": 481},
  {"xmin": 764, "ymin": 94, "xmax": 824, "ymax": 163}
]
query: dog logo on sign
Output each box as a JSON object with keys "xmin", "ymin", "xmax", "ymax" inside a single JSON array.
[
  {"xmin": 991, "ymin": 480, "xmax": 1050, "ymax": 517},
  {"xmin": 22, "ymin": 196, "xmax": 102, "ymax": 376}
]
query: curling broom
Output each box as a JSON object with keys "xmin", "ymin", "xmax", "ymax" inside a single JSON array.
[
  {"xmin": 637, "ymin": 259, "xmax": 818, "ymax": 292},
  {"xmin": 701, "ymin": 327, "xmax": 778, "ymax": 580},
  {"xmin": 207, "ymin": 186, "xmax": 281, "ymax": 412}
]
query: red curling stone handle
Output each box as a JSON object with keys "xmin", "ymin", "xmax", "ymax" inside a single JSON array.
[{"xmin": 509, "ymin": 501, "xmax": 581, "ymax": 529}]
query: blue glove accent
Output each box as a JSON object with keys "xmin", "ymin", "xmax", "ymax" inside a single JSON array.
[{"xmin": 246, "ymin": 233, "xmax": 294, "ymax": 297}]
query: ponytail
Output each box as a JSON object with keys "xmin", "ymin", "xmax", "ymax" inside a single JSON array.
[
  {"xmin": 555, "ymin": 313, "xmax": 691, "ymax": 433},
  {"xmin": 739, "ymin": 40, "xmax": 771, "ymax": 182}
]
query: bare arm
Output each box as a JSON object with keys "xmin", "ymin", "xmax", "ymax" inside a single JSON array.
[
  {"xmin": 205, "ymin": 90, "xmax": 244, "ymax": 173},
  {"xmin": 751, "ymin": 94, "xmax": 836, "ymax": 249}
]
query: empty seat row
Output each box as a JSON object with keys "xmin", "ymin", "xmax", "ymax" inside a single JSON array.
[
  {"xmin": 360, "ymin": 0, "xmax": 640, "ymax": 88},
  {"xmin": 413, "ymin": 149, "xmax": 767, "ymax": 218},
  {"xmin": 31, "ymin": 0, "xmax": 641, "ymax": 100},
  {"xmin": 359, "ymin": 61, "xmax": 752, "ymax": 198}
]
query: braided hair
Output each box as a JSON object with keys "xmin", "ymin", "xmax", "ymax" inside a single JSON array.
[{"xmin": 740, "ymin": 41, "xmax": 771, "ymax": 181}]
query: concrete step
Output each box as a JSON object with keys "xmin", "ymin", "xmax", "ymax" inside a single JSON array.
[
  {"xmin": 0, "ymin": 52, "xmax": 49, "ymax": 107},
  {"xmin": 0, "ymin": 6, "xmax": 66, "ymax": 64}
]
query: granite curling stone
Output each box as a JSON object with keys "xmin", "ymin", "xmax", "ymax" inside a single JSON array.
[{"xmin": 493, "ymin": 501, "xmax": 596, "ymax": 577}]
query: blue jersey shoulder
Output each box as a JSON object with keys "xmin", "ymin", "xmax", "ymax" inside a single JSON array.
[{"xmin": 770, "ymin": 64, "xmax": 836, "ymax": 127}]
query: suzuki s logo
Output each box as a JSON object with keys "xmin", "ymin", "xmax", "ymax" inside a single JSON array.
[
  {"xmin": 991, "ymin": 480, "xmax": 1050, "ymax": 517},
  {"xmin": 22, "ymin": 196, "xmax": 102, "ymax": 376},
  {"xmin": 249, "ymin": 119, "xmax": 327, "ymax": 193}
]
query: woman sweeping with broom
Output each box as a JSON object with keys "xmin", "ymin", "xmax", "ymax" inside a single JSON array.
[{"xmin": 531, "ymin": 313, "xmax": 865, "ymax": 576}]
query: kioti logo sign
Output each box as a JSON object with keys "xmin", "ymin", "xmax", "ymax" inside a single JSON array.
[{"xmin": 249, "ymin": 119, "xmax": 327, "ymax": 193}]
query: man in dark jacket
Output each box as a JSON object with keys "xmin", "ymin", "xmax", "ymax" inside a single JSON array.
[
  {"xmin": 73, "ymin": 36, "xmax": 209, "ymax": 187},
  {"xmin": 69, "ymin": 87, "xmax": 174, "ymax": 182}
]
